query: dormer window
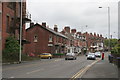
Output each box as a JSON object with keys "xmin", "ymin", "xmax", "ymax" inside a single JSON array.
[{"xmin": 34, "ymin": 35, "xmax": 38, "ymax": 42}]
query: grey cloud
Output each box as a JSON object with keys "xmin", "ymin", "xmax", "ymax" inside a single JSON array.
[{"xmin": 27, "ymin": 0, "xmax": 118, "ymax": 38}]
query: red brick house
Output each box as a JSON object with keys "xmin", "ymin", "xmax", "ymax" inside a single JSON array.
[
  {"xmin": 1, "ymin": 2, "xmax": 31, "ymax": 52},
  {"xmin": 25, "ymin": 22, "xmax": 68, "ymax": 55},
  {"xmin": 85, "ymin": 32, "xmax": 104, "ymax": 52}
]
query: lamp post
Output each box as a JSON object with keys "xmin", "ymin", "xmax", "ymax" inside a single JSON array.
[
  {"xmin": 99, "ymin": 7, "xmax": 111, "ymax": 52},
  {"xmin": 19, "ymin": 0, "xmax": 23, "ymax": 63}
]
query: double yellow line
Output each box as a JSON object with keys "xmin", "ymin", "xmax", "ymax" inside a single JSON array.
[{"xmin": 69, "ymin": 59, "xmax": 101, "ymax": 80}]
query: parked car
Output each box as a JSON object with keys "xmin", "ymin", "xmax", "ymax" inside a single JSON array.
[
  {"xmin": 95, "ymin": 52, "xmax": 101, "ymax": 57},
  {"xmin": 38, "ymin": 53, "xmax": 52, "ymax": 59},
  {"xmin": 65, "ymin": 53, "xmax": 77, "ymax": 60},
  {"xmin": 87, "ymin": 53, "xmax": 96, "ymax": 60}
]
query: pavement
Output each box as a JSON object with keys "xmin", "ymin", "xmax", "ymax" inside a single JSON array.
[{"xmin": 82, "ymin": 52, "xmax": 119, "ymax": 80}]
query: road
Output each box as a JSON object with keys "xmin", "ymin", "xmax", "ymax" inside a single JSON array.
[{"xmin": 2, "ymin": 52, "xmax": 118, "ymax": 79}]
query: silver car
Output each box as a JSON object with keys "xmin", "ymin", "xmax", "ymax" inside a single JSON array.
[
  {"xmin": 65, "ymin": 53, "xmax": 77, "ymax": 60},
  {"xmin": 95, "ymin": 52, "xmax": 101, "ymax": 58},
  {"xmin": 87, "ymin": 53, "xmax": 96, "ymax": 60}
]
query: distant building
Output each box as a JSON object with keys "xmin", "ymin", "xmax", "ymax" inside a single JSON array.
[{"xmin": 61, "ymin": 27, "xmax": 76, "ymax": 54}]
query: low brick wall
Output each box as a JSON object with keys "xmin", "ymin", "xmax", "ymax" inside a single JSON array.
[{"xmin": 111, "ymin": 54, "xmax": 120, "ymax": 68}]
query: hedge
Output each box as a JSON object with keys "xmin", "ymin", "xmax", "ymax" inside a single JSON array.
[{"xmin": 53, "ymin": 53, "xmax": 64, "ymax": 56}]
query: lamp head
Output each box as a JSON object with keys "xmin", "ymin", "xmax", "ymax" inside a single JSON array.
[{"xmin": 99, "ymin": 7, "xmax": 102, "ymax": 8}]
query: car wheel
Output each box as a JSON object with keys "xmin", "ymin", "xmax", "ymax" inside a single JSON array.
[
  {"xmin": 65, "ymin": 58, "xmax": 67, "ymax": 60},
  {"xmin": 48, "ymin": 57, "xmax": 51, "ymax": 59}
]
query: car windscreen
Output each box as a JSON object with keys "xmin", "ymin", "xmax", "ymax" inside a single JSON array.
[
  {"xmin": 66, "ymin": 53, "xmax": 74, "ymax": 56},
  {"xmin": 95, "ymin": 52, "xmax": 101, "ymax": 54},
  {"xmin": 41, "ymin": 53, "xmax": 49, "ymax": 55},
  {"xmin": 88, "ymin": 54, "xmax": 94, "ymax": 56}
]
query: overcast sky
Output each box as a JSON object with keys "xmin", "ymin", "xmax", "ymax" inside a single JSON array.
[{"xmin": 26, "ymin": 0, "xmax": 119, "ymax": 39}]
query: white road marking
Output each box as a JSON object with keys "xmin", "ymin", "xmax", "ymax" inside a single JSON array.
[
  {"xmin": 10, "ymin": 76, "xmax": 15, "ymax": 78},
  {"xmin": 26, "ymin": 68, "xmax": 44, "ymax": 74},
  {"xmin": 55, "ymin": 59, "xmax": 62, "ymax": 61}
]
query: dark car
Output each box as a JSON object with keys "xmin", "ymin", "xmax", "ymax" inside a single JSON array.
[{"xmin": 65, "ymin": 53, "xmax": 77, "ymax": 60}]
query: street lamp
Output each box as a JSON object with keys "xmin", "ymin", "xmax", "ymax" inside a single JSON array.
[
  {"xmin": 99, "ymin": 7, "xmax": 111, "ymax": 52},
  {"xmin": 19, "ymin": 0, "xmax": 23, "ymax": 63}
]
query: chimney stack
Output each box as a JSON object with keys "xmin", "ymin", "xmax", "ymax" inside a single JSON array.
[
  {"xmin": 54, "ymin": 24, "xmax": 58, "ymax": 32},
  {"xmin": 94, "ymin": 32, "xmax": 96, "ymax": 37},
  {"xmin": 97, "ymin": 34, "xmax": 99, "ymax": 37},
  {"xmin": 42, "ymin": 22, "xmax": 46, "ymax": 27},
  {"xmin": 90, "ymin": 33, "xmax": 93, "ymax": 35},
  {"xmin": 77, "ymin": 32, "xmax": 81, "ymax": 35},
  {"xmin": 71, "ymin": 29, "xmax": 76, "ymax": 34},
  {"xmin": 64, "ymin": 26, "xmax": 70, "ymax": 33},
  {"xmin": 30, "ymin": 22, "xmax": 34, "ymax": 27}
]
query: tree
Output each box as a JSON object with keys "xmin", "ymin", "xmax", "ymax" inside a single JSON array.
[
  {"xmin": 3, "ymin": 36, "xmax": 20, "ymax": 61},
  {"xmin": 111, "ymin": 42, "xmax": 120, "ymax": 56},
  {"xmin": 104, "ymin": 39, "xmax": 118, "ymax": 48}
]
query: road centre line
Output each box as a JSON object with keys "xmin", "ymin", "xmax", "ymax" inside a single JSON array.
[
  {"xmin": 10, "ymin": 76, "xmax": 15, "ymax": 78},
  {"xmin": 70, "ymin": 59, "xmax": 101, "ymax": 80},
  {"xmin": 26, "ymin": 68, "xmax": 44, "ymax": 74},
  {"xmin": 54, "ymin": 59, "xmax": 62, "ymax": 61}
]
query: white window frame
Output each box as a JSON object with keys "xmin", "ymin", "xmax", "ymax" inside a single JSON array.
[
  {"xmin": 49, "ymin": 35, "xmax": 53, "ymax": 42},
  {"xmin": 34, "ymin": 35, "xmax": 38, "ymax": 42}
]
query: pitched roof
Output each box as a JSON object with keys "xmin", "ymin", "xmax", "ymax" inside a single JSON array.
[{"xmin": 26, "ymin": 23, "xmax": 68, "ymax": 39}]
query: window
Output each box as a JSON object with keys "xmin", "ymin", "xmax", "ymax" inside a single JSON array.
[
  {"xmin": 49, "ymin": 35, "xmax": 53, "ymax": 42},
  {"xmin": 7, "ymin": 2, "xmax": 15, "ymax": 10},
  {"xmin": 34, "ymin": 35, "xmax": 38, "ymax": 42},
  {"xmin": 6, "ymin": 16, "xmax": 9, "ymax": 33}
]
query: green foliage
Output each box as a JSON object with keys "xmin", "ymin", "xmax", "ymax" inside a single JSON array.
[
  {"xmin": 3, "ymin": 36, "xmax": 20, "ymax": 61},
  {"xmin": 111, "ymin": 43, "xmax": 120, "ymax": 56},
  {"xmin": 104, "ymin": 39, "xmax": 118, "ymax": 48}
]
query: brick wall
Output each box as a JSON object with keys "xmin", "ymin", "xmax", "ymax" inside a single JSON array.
[
  {"xmin": 2, "ymin": 2, "xmax": 27, "ymax": 50},
  {"xmin": 25, "ymin": 25, "xmax": 54, "ymax": 55},
  {"xmin": 2, "ymin": 2, "xmax": 15, "ymax": 49}
]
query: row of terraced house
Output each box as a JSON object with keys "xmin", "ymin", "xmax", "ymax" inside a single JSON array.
[{"xmin": 1, "ymin": 1, "xmax": 105, "ymax": 56}]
